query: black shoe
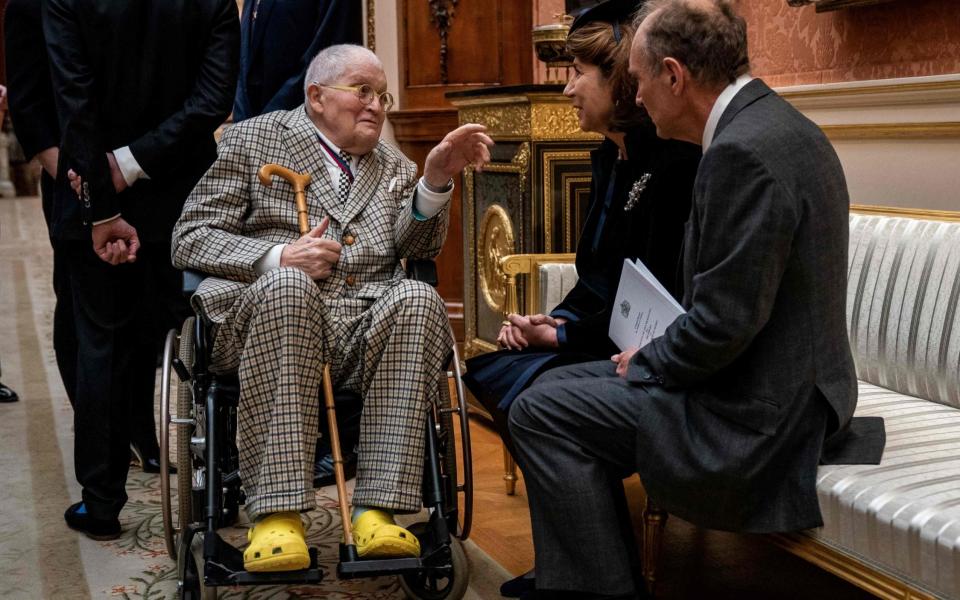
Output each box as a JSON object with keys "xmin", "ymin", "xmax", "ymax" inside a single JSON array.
[
  {"xmin": 313, "ymin": 449, "xmax": 357, "ymax": 488},
  {"xmin": 501, "ymin": 568, "xmax": 536, "ymax": 597},
  {"xmin": 64, "ymin": 502, "xmax": 121, "ymax": 540},
  {"xmin": 0, "ymin": 382, "xmax": 18, "ymax": 403},
  {"xmin": 131, "ymin": 443, "xmax": 176, "ymax": 474}
]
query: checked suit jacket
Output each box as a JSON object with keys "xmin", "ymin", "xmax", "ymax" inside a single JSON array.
[{"xmin": 171, "ymin": 105, "xmax": 449, "ymax": 328}]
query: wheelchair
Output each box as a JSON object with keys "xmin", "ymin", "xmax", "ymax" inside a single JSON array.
[{"xmin": 157, "ymin": 263, "xmax": 474, "ymax": 599}]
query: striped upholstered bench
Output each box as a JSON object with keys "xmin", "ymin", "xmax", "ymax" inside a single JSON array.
[{"xmin": 496, "ymin": 206, "xmax": 960, "ymax": 599}]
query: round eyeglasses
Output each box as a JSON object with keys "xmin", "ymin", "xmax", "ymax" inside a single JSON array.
[{"xmin": 316, "ymin": 82, "xmax": 395, "ymax": 112}]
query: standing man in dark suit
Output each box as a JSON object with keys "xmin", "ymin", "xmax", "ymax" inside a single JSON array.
[
  {"xmin": 6, "ymin": 0, "xmax": 74, "ymax": 412},
  {"xmin": 234, "ymin": 0, "xmax": 362, "ymax": 122},
  {"xmin": 42, "ymin": 0, "xmax": 238, "ymax": 539},
  {"xmin": 5, "ymin": 0, "xmax": 180, "ymax": 471},
  {"xmin": 507, "ymin": 1, "xmax": 885, "ymax": 598}
]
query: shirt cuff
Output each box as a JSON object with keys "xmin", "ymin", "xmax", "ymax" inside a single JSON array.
[
  {"xmin": 254, "ymin": 244, "xmax": 286, "ymax": 275},
  {"xmin": 113, "ymin": 146, "xmax": 150, "ymax": 187},
  {"xmin": 549, "ymin": 309, "xmax": 580, "ymax": 322},
  {"xmin": 555, "ymin": 322, "xmax": 569, "ymax": 347},
  {"xmin": 413, "ymin": 177, "xmax": 453, "ymax": 219},
  {"xmin": 92, "ymin": 214, "xmax": 122, "ymax": 226}
]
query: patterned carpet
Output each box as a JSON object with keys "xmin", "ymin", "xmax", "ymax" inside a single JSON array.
[{"xmin": 0, "ymin": 196, "xmax": 508, "ymax": 599}]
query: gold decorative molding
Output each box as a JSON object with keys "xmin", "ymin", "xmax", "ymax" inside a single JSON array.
[
  {"xmin": 562, "ymin": 174, "xmax": 591, "ymax": 250},
  {"xmin": 530, "ymin": 103, "xmax": 596, "ymax": 141},
  {"xmin": 822, "ymin": 122, "xmax": 960, "ymax": 140},
  {"xmin": 499, "ymin": 252, "xmax": 576, "ymax": 316},
  {"xmin": 540, "ymin": 150, "xmax": 592, "ymax": 250},
  {"xmin": 481, "ymin": 143, "xmax": 531, "ymax": 245},
  {"xmin": 365, "ymin": 0, "xmax": 375, "ymax": 52},
  {"xmin": 463, "ymin": 168, "xmax": 478, "ymax": 354},
  {"xmin": 768, "ymin": 533, "xmax": 938, "ymax": 600},
  {"xmin": 851, "ymin": 204, "xmax": 960, "ymax": 222},
  {"xmin": 478, "ymin": 204, "xmax": 516, "ymax": 313},
  {"xmin": 459, "ymin": 104, "xmax": 532, "ymax": 139},
  {"xmin": 465, "ymin": 338, "xmax": 498, "ymax": 358},
  {"xmin": 453, "ymin": 96, "xmax": 602, "ymax": 142}
]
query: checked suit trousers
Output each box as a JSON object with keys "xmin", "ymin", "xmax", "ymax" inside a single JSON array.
[{"xmin": 211, "ymin": 267, "xmax": 450, "ymax": 518}]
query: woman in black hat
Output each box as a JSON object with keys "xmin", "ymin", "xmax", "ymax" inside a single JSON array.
[{"xmin": 463, "ymin": 2, "xmax": 700, "ymax": 595}]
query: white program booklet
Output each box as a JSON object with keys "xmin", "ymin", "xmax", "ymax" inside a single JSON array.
[{"xmin": 608, "ymin": 259, "xmax": 685, "ymax": 351}]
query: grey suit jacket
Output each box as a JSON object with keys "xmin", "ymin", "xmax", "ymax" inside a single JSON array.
[
  {"xmin": 171, "ymin": 106, "xmax": 449, "ymax": 324},
  {"xmin": 627, "ymin": 79, "xmax": 883, "ymax": 531}
]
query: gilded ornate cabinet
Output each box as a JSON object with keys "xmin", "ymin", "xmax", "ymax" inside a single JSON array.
[{"xmin": 448, "ymin": 85, "xmax": 602, "ymax": 358}]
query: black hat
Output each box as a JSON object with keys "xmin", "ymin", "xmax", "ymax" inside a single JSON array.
[{"xmin": 569, "ymin": 0, "xmax": 644, "ymax": 43}]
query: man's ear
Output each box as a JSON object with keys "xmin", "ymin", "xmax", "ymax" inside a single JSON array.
[
  {"xmin": 662, "ymin": 57, "xmax": 685, "ymax": 96},
  {"xmin": 306, "ymin": 83, "xmax": 324, "ymax": 114}
]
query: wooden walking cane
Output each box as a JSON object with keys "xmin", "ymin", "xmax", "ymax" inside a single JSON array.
[
  {"xmin": 258, "ymin": 164, "xmax": 312, "ymax": 235},
  {"xmin": 257, "ymin": 164, "xmax": 355, "ymax": 546},
  {"xmin": 322, "ymin": 364, "xmax": 356, "ymax": 547}
]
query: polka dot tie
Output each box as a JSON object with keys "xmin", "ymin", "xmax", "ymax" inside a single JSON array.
[{"xmin": 338, "ymin": 150, "xmax": 352, "ymax": 204}]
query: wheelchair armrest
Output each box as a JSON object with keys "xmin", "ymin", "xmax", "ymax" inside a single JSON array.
[
  {"xmin": 405, "ymin": 259, "xmax": 438, "ymax": 287},
  {"xmin": 182, "ymin": 270, "xmax": 207, "ymax": 296}
]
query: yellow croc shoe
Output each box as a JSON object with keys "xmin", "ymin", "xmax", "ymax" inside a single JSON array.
[
  {"xmin": 243, "ymin": 512, "xmax": 310, "ymax": 572},
  {"xmin": 353, "ymin": 509, "xmax": 421, "ymax": 559}
]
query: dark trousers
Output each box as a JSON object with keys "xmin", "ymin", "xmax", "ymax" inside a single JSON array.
[
  {"xmin": 508, "ymin": 361, "xmax": 645, "ymax": 596},
  {"xmin": 65, "ymin": 239, "xmax": 188, "ymax": 519}
]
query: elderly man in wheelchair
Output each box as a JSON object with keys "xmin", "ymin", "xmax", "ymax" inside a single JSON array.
[{"xmin": 168, "ymin": 43, "xmax": 492, "ymax": 580}]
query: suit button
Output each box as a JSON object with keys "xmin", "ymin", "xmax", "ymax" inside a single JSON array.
[
  {"xmin": 344, "ymin": 234, "xmax": 355, "ymax": 246},
  {"xmin": 345, "ymin": 275, "xmax": 356, "ymax": 286}
]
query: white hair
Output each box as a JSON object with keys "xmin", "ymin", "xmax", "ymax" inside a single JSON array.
[{"xmin": 303, "ymin": 44, "xmax": 383, "ymax": 97}]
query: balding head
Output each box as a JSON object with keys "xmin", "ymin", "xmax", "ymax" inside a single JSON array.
[{"xmin": 634, "ymin": 0, "xmax": 749, "ymax": 90}]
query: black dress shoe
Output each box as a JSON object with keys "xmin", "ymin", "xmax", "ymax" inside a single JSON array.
[
  {"xmin": 131, "ymin": 444, "xmax": 176, "ymax": 474},
  {"xmin": 501, "ymin": 568, "xmax": 536, "ymax": 597},
  {"xmin": 0, "ymin": 382, "xmax": 18, "ymax": 403},
  {"xmin": 64, "ymin": 502, "xmax": 121, "ymax": 540}
]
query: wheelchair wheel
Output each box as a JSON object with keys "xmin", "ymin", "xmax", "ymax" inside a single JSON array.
[
  {"xmin": 444, "ymin": 345, "xmax": 473, "ymax": 540},
  {"xmin": 161, "ymin": 317, "xmax": 197, "ymax": 560},
  {"xmin": 398, "ymin": 537, "xmax": 469, "ymax": 600},
  {"xmin": 176, "ymin": 317, "xmax": 196, "ymax": 532},
  {"xmin": 178, "ymin": 530, "xmax": 217, "ymax": 600}
]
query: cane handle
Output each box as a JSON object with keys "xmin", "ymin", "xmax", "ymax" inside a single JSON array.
[{"xmin": 258, "ymin": 164, "xmax": 312, "ymax": 235}]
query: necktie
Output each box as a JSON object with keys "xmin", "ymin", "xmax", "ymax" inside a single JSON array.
[{"xmin": 338, "ymin": 150, "xmax": 352, "ymax": 203}]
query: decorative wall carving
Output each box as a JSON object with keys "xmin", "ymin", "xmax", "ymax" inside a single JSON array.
[
  {"xmin": 478, "ymin": 205, "xmax": 516, "ymax": 312},
  {"xmin": 428, "ymin": 0, "xmax": 459, "ymax": 84},
  {"xmin": 365, "ymin": 0, "xmax": 376, "ymax": 52},
  {"xmin": 457, "ymin": 98, "xmax": 599, "ymax": 141}
]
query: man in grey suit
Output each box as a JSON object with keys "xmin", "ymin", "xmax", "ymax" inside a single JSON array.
[
  {"xmin": 172, "ymin": 44, "xmax": 492, "ymax": 572},
  {"xmin": 507, "ymin": 1, "xmax": 885, "ymax": 598}
]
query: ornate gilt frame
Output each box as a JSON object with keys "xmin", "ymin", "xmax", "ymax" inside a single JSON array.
[
  {"xmin": 463, "ymin": 144, "xmax": 532, "ymax": 358},
  {"xmin": 538, "ymin": 150, "xmax": 592, "ymax": 251}
]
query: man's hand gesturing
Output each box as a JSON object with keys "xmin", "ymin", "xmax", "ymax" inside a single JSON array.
[{"xmin": 280, "ymin": 216, "xmax": 342, "ymax": 280}]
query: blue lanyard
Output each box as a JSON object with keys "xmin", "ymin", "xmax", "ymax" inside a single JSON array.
[{"xmin": 316, "ymin": 136, "xmax": 354, "ymax": 183}]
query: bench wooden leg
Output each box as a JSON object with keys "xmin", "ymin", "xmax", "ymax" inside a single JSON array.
[
  {"xmin": 642, "ymin": 498, "xmax": 668, "ymax": 596},
  {"xmin": 503, "ymin": 445, "xmax": 518, "ymax": 495}
]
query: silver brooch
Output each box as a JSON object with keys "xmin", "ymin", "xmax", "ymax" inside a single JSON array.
[{"xmin": 624, "ymin": 173, "xmax": 652, "ymax": 212}]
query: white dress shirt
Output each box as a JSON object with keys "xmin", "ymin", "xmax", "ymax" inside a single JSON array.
[{"xmin": 701, "ymin": 73, "xmax": 754, "ymax": 154}]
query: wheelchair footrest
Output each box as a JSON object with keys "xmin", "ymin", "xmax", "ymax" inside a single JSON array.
[
  {"xmin": 203, "ymin": 531, "xmax": 324, "ymax": 586},
  {"xmin": 337, "ymin": 543, "xmax": 423, "ymax": 578}
]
